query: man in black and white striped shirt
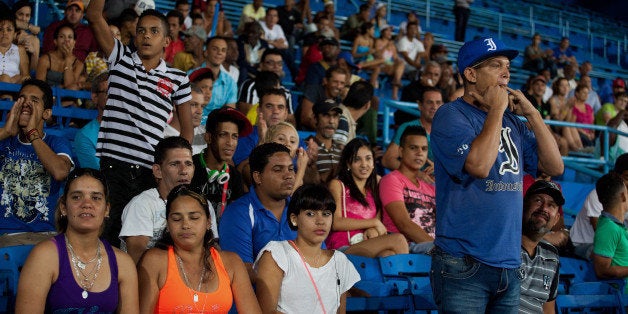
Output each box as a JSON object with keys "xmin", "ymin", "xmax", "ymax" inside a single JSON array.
[{"xmin": 87, "ymin": 0, "xmax": 194, "ymax": 247}]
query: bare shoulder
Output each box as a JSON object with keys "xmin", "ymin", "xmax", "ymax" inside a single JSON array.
[
  {"xmin": 28, "ymin": 238, "xmax": 59, "ymax": 260},
  {"xmin": 138, "ymin": 248, "xmax": 168, "ymax": 271},
  {"xmin": 218, "ymin": 250, "xmax": 244, "ymax": 265},
  {"xmin": 112, "ymin": 247, "xmax": 136, "ymax": 269},
  {"xmin": 328, "ymin": 178, "xmax": 341, "ymax": 190}
]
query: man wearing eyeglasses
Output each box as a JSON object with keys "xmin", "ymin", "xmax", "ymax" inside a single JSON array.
[
  {"xmin": 429, "ymin": 37, "xmax": 563, "ymax": 312},
  {"xmin": 237, "ymin": 48, "xmax": 294, "ymax": 117}
]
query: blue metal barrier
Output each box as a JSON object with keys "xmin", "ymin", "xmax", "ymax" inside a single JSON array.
[{"xmin": 382, "ymin": 99, "xmax": 628, "ymax": 178}]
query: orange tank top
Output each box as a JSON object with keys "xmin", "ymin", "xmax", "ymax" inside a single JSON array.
[{"xmin": 155, "ymin": 246, "xmax": 233, "ymax": 313}]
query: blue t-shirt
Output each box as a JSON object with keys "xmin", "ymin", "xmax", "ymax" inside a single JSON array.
[
  {"xmin": 0, "ymin": 134, "xmax": 73, "ymax": 233},
  {"xmin": 431, "ymin": 98, "xmax": 539, "ymax": 268},
  {"xmin": 218, "ymin": 189, "xmax": 297, "ymax": 264},
  {"xmin": 232, "ymin": 127, "xmax": 260, "ymax": 166},
  {"xmin": 188, "ymin": 65, "xmax": 238, "ymax": 125},
  {"xmin": 74, "ymin": 118, "xmax": 100, "ymax": 169}
]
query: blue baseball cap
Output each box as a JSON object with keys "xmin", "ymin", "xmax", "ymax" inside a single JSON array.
[
  {"xmin": 457, "ymin": 37, "xmax": 519, "ymax": 71},
  {"xmin": 337, "ymin": 51, "xmax": 358, "ymax": 70}
]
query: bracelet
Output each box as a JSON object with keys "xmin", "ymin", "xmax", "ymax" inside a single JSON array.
[
  {"xmin": 26, "ymin": 128, "xmax": 38, "ymax": 139},
  {"xmin": 63, "ymin": 66, "xmax": 70, "ymax": 71},
  {"xmin": 29, "ymin": 136, "xmax": 40, "ymax": 143}
]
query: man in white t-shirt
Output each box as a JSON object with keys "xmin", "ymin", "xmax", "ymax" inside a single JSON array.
[
  {"xmin": 119, "ymin": 136, "xmax": 217, "ymax": 264},
  {"xmin": 259, "ymin": 7, "xmax": 297, "ymax": 80},
  {"xmin": 260, "ymin": 7, "xmax": 288, "ymax": 49},
  {"xmin": 396, "ymin": 21, "xmax": 424, "ymax": 73},
  {"xmin": 570, "ymin": 153, "xmax": 628, "ymax": 259}
]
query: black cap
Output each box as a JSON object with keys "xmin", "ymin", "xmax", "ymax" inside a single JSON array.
[
  {"xmin": 313, "ymin": 99, "xmax": 342, "ymax": 115},
  {"xmin": 525, "ymin": 181, "xmax": 565, "ymax": 206},
  {"xmin": 319, "ymin": 37, "xmax": 339, "ymax": 47}
]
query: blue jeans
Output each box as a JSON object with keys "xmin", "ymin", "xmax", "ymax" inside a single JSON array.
[{"xmin": 430, "ymin": 246, "xmax": 520, "ymax": 314}]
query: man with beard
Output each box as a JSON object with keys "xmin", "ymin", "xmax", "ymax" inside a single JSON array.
[
  {"xmin": 219, "ymin": 143, "xmax": 296, "ymax": 282},
  {"xmin": 173, "ymin": 25, "xmax": 206, "ymax": 72},
  {"xmin": 0, "ymin": 79, "xmax": 73, "ymax": 246},
  {"xmin": 303, "ymin": 37, "xmax": 340, "ymax": 87},
  {"xmin": 190, "ymin": 107, "xmax": 252, "ymax": 220},
  {"xmin": 519, "ymin": 180, "xmax": 563, "ymax": 313},
  {"xmin": 304, "ymin": 99, "xmax": 343, "ymax": 184}
]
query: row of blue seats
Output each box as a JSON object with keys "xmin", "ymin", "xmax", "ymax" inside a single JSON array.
[
  {"xmin": 347, "ymin": 253, "xmax": 627, "ymax": 313},
  {"xmin": 0, "ymin": 83, "xmax": 98, "ymax": 143},
  {"xmin": 0, "ymin": 245, "xmax": 34, "ymax": 314},
  {"xmin": 0, "ymin": 248, "xmax": 625, "ymax": 312}
]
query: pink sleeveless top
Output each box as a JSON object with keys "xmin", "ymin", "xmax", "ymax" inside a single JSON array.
[
  {"xmin": 325, "ymin": 184, "xmax": 378, "ymax": 249},
  {"xmin": 572, "ymin": 103, "xmax": 594, "ymax": 134}
]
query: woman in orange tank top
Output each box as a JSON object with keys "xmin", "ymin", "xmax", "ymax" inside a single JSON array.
[{"xmin": 138, "ymin": 185, "xmax": 261, "ymax": 313}]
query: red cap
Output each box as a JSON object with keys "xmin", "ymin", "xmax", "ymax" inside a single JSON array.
[
  {"xmin": 189, "ymin": 68, "xmax": 213, "ymax": 83},
  {"xmin": 613, "ymin": 78, "xmax": 626, "ymax": 88}
]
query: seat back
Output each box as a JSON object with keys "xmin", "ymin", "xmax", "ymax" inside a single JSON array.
[
  {"xmin": 556, "ymin": 282, "xmax": 624, "ymax": 314},
  {"xmin": 0, "ymin": 245, "xmax": 35, "ymax": 313},
  {"xmin": 559, "ymin": 257, "xmax": 597, "ymax": 294}
]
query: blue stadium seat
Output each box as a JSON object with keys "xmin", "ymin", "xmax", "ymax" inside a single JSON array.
[
  {"xmin": 555, "ymin": 281, "xmax": 624, "ymax": 314},
  {"xmin": 0, "ymin": 245, "xmax": 35, "ymax": 313},
  {"xmin": 345, "ymin": 254, "xmax": 415, "ymax": 312},
  {"xmin": 558, "ymin": 257, "xmax": 598, "ymax": 294},
  {"xmin": 379, "ymin": 254, "xmax": 437, "ymax": 311}
]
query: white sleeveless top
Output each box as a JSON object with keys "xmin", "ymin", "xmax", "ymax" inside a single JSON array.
[{"xmin": 0, "ymin": 44, "xmax": 21, "ymax": 77}]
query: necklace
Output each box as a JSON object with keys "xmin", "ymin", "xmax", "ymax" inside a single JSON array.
[
  {"xmin": 66, "ymin": 235, "xmax": 103, "ymax": 299},
  {"xmin": 176, "ymin": 254, "xmax": 206, "ymax": 303}
]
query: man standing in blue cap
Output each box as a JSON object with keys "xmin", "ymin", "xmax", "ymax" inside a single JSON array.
[{"xmin": 429, "ymin": 37, "xmax": 564, "ymax": 312}]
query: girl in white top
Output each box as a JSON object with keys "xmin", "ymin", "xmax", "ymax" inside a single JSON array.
[
  {"xmin": 0, "ymin": 16, "xmax": 28, "ymax": 85},
  {"xmin": 254, "ymin": 184, "xmax": 360, "ymax": 314}
]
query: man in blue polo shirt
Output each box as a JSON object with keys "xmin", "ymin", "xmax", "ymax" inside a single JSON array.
[
  {"xmin": 430, "ymin": 37, "xmax": 563, "ymax": 312},
  {"xmin": 219, "ymin": 142, "xmax": 296, "ymax": 282}
]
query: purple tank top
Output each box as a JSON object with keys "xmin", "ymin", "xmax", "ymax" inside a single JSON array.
[{"xmin": 45, "ymin": 234, "xmax": 119, "ymax": 313}]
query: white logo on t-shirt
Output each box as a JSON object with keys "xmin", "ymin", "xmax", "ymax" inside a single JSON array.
[{"xmin": 498, "ymin": 127, "xmax": 520, "ymax": 175}]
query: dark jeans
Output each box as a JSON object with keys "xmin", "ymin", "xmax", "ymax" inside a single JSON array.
[
  {"xmin": 430, "ymin": 246, "xmax": 520, "ymax": 313},
  {"xmin": 100, "ymin": 157, "xmax": 155, "ymax": 248},
  {"xmin": 454, "ymin": 6, "xmax": 471, "ymax": 42}
]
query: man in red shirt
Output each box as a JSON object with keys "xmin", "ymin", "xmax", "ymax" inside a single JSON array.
[{"xmin": 42, "ymin": 0, "xmax": 98, "ymax": 61}]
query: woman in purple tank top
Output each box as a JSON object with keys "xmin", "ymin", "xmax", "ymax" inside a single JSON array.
[{"xmin": 15, "ymin": 168, "xmax": 139, "ymax": 313}]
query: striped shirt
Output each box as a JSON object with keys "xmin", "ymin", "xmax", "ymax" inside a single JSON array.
[
  {"xmin": 315, "ymin": 139, "xmax": 342, "ymax": 179},
  {"xmin": 97, "ymin": 39, "xmax": 192, "ymax": 168},
  {"xmin": 519, "ymin": 241, "xmax": 559, "ymax": 314},
  {"xmin": 237, "ymin": 78, "xmax": 294, "ymax": 114}
]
